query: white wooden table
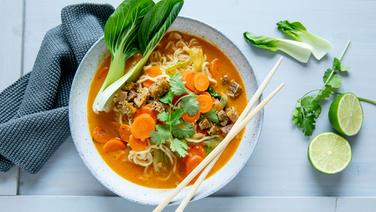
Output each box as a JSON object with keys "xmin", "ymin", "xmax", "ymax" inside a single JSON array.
[{"xmin": 1, "ymin": 0, "xmax": 376, "ymax": 211}]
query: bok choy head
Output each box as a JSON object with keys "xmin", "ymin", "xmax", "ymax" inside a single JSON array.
[
  {"xmin": 243, "ymin": 32, "xmax": 313, "ymax": 63},
  {"xmin": 93, "ymin": 0, "xmax": 154, "ymax": 113},
  {"xmin": 101, "ymin": 0, "xmax": 153, "ymax": 91},
  {"xmin": 93, "ymin": 0, "xmax": 184, "ymax": 113},
  {"xmin": 277, "ymin": 20, "xmax": 332, "ymax": 60}
]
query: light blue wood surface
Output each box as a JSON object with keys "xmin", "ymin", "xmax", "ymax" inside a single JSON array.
[
  {"xmin": 0, "ymin": 196, "xmax": 338, "ymax": 212},
  {"xmin": 0, "ymin": 0, "xmax": 23, "ymax": 195},
  {"xmin": 1, "ymin": 0, "xmax": 376, "ymax": 210}
]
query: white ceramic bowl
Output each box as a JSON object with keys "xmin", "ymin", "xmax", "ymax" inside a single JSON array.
[{"xmin": 69, "ymin": 17, "xmax": 263, "ymax": 205}]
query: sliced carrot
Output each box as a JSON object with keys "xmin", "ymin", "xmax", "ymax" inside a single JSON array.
[
  {"xmin": 119, "ymin": 124, "xmax": 131, "ymax": 142},
  {"xmin": 134, "ymin": 104, "xmax": 157, "ymax": 121},
  {"xmin": 128, "ymin": 135, "xmax": 149, "ymax": 151},
  {"xmin": 130, "ymin": 113, "xmax": 156, "ymax": 139},
  {"xmin": 102, "ymin": 137, "xmax": 126, "ymax": 153},
  {"xmin": 92, "ymin": 126, "xmax": 111, "ymax": 144},
  {"xmin": 185, "ymin": 155, "xmax": 204, "ymax": 174},
  {"xmin": 209, "ymin": 58, "xmax": 220, "ymax": 78},
  {"xmin": 197, "ymin": 94, "xmax": 213, "ymax": 113},
  {"xmin": 183, "ymin": 71, "xmax": 197, "ymax": 92},
  {"xmin": 184, "ymin": 144, "xmax": 206, "ymax": 173},
  {"xmin": 182, "ymin": 112, "xmax": 201, "ymax": 123},
  {"xmin": 143, "ymin": 66, "xmax": 162, "ymax": 87},
  {"xmin": 194, "ymin": 72, "xmax": 210, "ymax": 92}
]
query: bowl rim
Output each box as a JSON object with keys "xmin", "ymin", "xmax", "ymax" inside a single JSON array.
[{"xmin": 69, "ymin": 16, "xmax": 263, "ymax": 205}]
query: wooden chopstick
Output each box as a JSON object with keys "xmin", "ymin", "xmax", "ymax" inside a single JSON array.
[
  {"xmin": 153, "ymin": 58, "xmax": 284, "ymax": 212},
  {"xmin": 154, "ymin": 83, "xmax": 285, "ymax": 212},
  {"xmin": 175, "ymin": 57, "xmax": 283, "ymax": 212},
  {"xmin": 175, "ymin": 83, "xmax": 284, "ymax": 212}
]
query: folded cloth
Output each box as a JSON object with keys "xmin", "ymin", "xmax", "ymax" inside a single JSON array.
[{"xmin": 0, "ymin": 4, "xmax": 114, "ymax": 173}]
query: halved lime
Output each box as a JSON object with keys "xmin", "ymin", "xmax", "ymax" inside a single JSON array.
[
  {"xmin": 308, "ymin": 132, "xmax": 351, "ymax": 174},
  {"xmin": 329, "ymin": 93, "xmax": 363, "ymax": 136}
]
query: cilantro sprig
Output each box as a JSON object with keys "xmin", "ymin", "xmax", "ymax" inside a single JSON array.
[
  {"xmin": 292, "ymin": 42, "xmax": 350, "ymax": 136},
  {"xmin": 150, "ymin": 74, "xmax": 199, "ymax": 157},
  {"xmin": 293, "ymin": 41, "xmax": 376, "ymax": 136}
]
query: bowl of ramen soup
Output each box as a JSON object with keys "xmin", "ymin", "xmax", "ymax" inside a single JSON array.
[{"xmin": 70, "ymin": 17, "xmax": 263, "ymax": 205}]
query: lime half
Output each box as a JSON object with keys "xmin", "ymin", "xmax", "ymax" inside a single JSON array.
[
  {"xmin": 308, "ymin": 132, "xmax": 352, "ymax": 174},
  {"xmin": 329, "ymin": 93, "xmax": 363, "ymax": 136}
]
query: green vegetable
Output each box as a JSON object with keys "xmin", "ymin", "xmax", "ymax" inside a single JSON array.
[
  {"xmin": 93, "ymin": 0, "xmax": 154, "ymax": 112},
  {"xmin": 150, "ymin": 125, "xmax": 171, "ymax": 145},
  {"xmin": 169, "ymin": 108, "xmax": 185, "ymax": 125},
  {"xmin": 93, "ymin": 0, "xmax": 184, "ymax": 112},
  {"xmin": 157, "ymin": 112, "xmax": 169, "ymax": 122},
  {"xmin": 244, "ymin": 32, "xmax": 313, "ymax": 63},
  {"xmin": 170, "ymin": 74, "xmax": 188, "ymax": 96},
  {"xmin": 207, "ymin": 86, "xmax": 221, "ymax": 99},
  {"xmin": 172, "ymin": 122, "xmax": 195, "ymax": 139},
  {"xmin": 292, "ymin": 42, "xmax": 351, "ymax": 136},
  {"xmin": 152, "ymin": 149, "xmax": 170, "ymax": 172},
  {"xmin": 219, "ymin": 93, "xmax": 228, "ymax": 109},
  {"xmin": 204, "ymin": 138, "xmax": 221, "ymax": 155},
  {"xmin": 277, "ymin": 20, "xmax": 332, "ymax": 60},
  {"xmin": 160, "ymin": 90, "xmax": 174, "ymax": 104},
  {"xmin": 170, "ymin": 138, "xmax": 188, "ymax": 157},
  {"xmin": 180, "ymin": 94, "xmax": 199, "ymax": 115},
  {"xmin": 165, "ymin": 58, "xmax": 191, "ymax": 72},
  {"xmin": 357, "ymin": 96, "xmax": 376, "ymax": 105},
  {"xmin": 293, "ymin": 41, "xmax": 376, "ymax": 136},
  {"xmin": 150, "ymin": 73, "xmax": 199, "ymax": 157},
  {"xmin": 203, "ymin": 110, "xmax": 219, "ymax": 124}
]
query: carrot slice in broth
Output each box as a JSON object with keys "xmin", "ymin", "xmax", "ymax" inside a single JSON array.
[{"xmin": 103, "ymin": 137, "xmax": 126, "ymax": 153}]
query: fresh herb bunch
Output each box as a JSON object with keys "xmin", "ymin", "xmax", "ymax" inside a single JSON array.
[
  {"xmin": 292, "ymin": 42, "xmax": 350, "ymax": 136},
  {"xmin": 293, "ymin": 41, "xmax": 376, "ymax": 136},
  {"xmin": 150, "ymin": 74, "xmax": 199, "ymax": 157}
]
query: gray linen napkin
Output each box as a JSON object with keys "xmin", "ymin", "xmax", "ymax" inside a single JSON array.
[{"xmin": 0, "ymin": 4, "xmax": 114, "ymax": 173}]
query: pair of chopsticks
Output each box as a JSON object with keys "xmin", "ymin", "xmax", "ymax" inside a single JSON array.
[{"xmin": 154, "ymin": 57, "xmax": 285, "ymax": 212}]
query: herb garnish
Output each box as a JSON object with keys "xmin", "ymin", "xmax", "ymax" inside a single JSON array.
[
  {"xmin": 292, "ymin": 42, "xmax": 350, "ymax": 136},
  {"xmin": 293, "ymin": 41, "xmax": 376, "ymax": 136},
  {"xmin": 150, "ymin": 74, "xmax": 199, "ymax": 157}
]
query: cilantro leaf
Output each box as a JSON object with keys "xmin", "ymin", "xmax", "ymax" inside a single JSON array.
[
  {"xmin": 170, "ymin": 138, "xmax": 188, "ymax": 157},
  {"xmin": 332, "ymin": 57, "xmax": 349, "ymax": 72},
  {"xmin": 204, "ymin": 110, "xmax": 219, "ymax": 124},
  {"xmin": 180, "ymin": 94, "xmax": 199, "ymax": 115},
  {"xmin": 323, "ymin": 68, "xmax": 342, "ymax": 89},
  {"xmin": 323, "ymin": 68, "xmax": 333, "ymax": 83},
  {"xmin": 157, "ymin": 112, "xmax": 169, "ymax": 122},
  {"xmin": 172, "ymin": 121, "xmax": 194, "ymax": 139},
  {"xmin": 170, "ymin": 74, "xmax": 188, "ymax": 96},
  {"xmin": 160, "ymin": 90, "xmax": 174, "ymax": 105},
  {"xmin": 326, "ymin": 74, "xmax": 342, "ymax": 89},
  {"xmin": 292, "ymin": 95, "xmax": 322, "ymax": 136},
  {"xmin": 301, "ymin": 114, "xmax": 316, "ymax": 136},
  {"xmin": 169, "ymin": 108, "xmax": 184, "ymax": 125},
  {"xmin": 316, "ymin": 86, "xmax": 333, "ymax": 101},
  {"xmin": 150, "ymin": 125, "xmax": 171, "ymax": 145}
]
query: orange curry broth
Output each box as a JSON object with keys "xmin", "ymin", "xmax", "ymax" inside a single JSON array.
[{"xmin": 87, "ymin": 32, "xmax": 247, "ymax": 188}]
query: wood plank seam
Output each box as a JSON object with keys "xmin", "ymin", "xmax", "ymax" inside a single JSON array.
[{"xmin": 16, "ymin": 0, "xmax": 27, "ymax": 196}]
